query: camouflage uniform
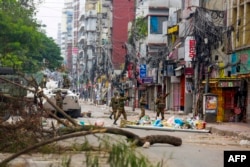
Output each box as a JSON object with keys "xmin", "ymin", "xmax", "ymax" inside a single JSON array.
[
  {"xmin": 55, "ymin": 90, "xmax": 63, "ymax": 109},
  {"xmin": 62, "ymin": 75, "xmax": 71, "ymax": 88},
  {"xmin": 113, "ymin": 92, "xmax": 129, "ymax": 125},
  {"xmin": 139, "ymin": 93, "xmax": 147, "ymax": 120},
  {"xmin": 40, "ymin": 74, "xmax": 47, "ymax": 88},
  {"xmin": 109, "ymin": 92, "xmax": 119, "ymax": 119},
  {"xmin": 155, "ymin": 93, "xmax": 169, "ymax": 120}
]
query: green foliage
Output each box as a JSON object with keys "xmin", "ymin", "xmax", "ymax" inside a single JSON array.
[
  {"xmin": 128, "ymin": 17, "xmax": 148, "ymax": 45},
  {"xmin": 135, "ymin": 17, "xmax": 148, "ymax": 38},
  {"xmin": 0, "ymin": 0, "xmax": 62, "ymax": 72},
  {"xmin": 61, "ymin": 155, "xmax": 72, "ymax": 167},
  {"xmin": 108, "ymin": 143, "xmax": 152, "ymax": 167}
]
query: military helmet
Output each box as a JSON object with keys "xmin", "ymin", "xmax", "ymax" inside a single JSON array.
[{"xmin": 114, "ymin": 91, "xmax": 118, "ymax": 95}]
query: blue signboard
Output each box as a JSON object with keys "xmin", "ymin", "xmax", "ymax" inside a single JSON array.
[
  {"xmin": 140, "ymin": 64, "xmax": 147, "ymax": 78},
  {"xmin": 142, "ymin": 77, "xmax": 153, "ymax": 84}
]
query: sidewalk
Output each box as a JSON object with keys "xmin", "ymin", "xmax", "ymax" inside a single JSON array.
[{"xmin": 80, "ymin": 100, "xmax": 250, "ymax": 141}]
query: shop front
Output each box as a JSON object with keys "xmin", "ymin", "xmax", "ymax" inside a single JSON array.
[{"xmin": 205, "ymin": 79, "xmax": 245, "ymax": 122}]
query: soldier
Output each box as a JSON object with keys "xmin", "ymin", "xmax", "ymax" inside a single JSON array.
[
  {"xmin": 55, "ymin": 90, "xmax": 63, "ymax": 110},
  {"xmin": 109, "ymin": 91, "xmax": 119, "ymax": 120},
  {"xmin": 40, "ymin": 74, "xmax": 48, "ymax": 88},
  {"xmin": 62, "ymin": 75, "xmax": 71, "ymax": 88},
  {"xmin": 113, "ymin": 91, "xmax": 129, "ymax": 125},
  {"xmin": 139, "ymin": 92, "xmax": 147, "ymax": 120},
  {"xmin": 155, "ymin": 92, "xmax": 170, "ymax": 120}
]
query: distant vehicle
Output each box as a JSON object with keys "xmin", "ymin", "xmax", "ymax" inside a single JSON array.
[
  {"xmin": 26, "ymin": 78, "xmax": 82, "ymax": 118},
  {"xmin": 42, "ymin": 88, "xmax": 82, "ymax": 118}
]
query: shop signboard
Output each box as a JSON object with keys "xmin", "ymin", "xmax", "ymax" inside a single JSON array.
[
  {"xmin": 218, "ymin": 80, "xmax": 241, "ymax": 87},
  {"xmin": 184, "ymin": 36, "xmax": 196, "ymax": 61},
  {"xmin": 140, "ymin": 64, "xmax": 146, "ymax": 78},
  {"xmin": 141, "ymin": 77, "xmax": 153, "ymax": 84}
]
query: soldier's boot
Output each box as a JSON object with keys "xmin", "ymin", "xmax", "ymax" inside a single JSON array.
[
  {"xmin": 156, "ymin": 113, "xmax": 159, "ymax": 120},
  {"xmin": 109, "ymin": 113, "xmax": 113, "ymax": 120},
  {"xmin": 113, "ymin": 120, "xmax": 117, "ymax": 125}
]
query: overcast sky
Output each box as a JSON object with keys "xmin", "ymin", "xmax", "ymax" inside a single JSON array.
[{"xmin": 35, "ymin": 0, "xmax": 64, "ymax": 39}]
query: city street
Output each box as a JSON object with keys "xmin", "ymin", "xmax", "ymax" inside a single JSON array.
[
  {"xmin": 43, "ymin": 101, "xmax": 250, "ymax": 166},
  {"xmin": 1, "ymin": 100, "xmax": 249, "ymax": 167},
  {"xmin": 77, "ymin": 100, "xmax": 250, "ymax": 167}
]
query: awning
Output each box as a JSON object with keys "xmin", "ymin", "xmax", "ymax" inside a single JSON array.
[
  {"xmin": 237, "ymin": 73, "xmax": 250, "ymax": 78},
  {"xmin": 202, "ymin": 81, "xmax": 218, "ymax": 84},
  {"xmin": 202, "ymin": 79, "xmax": 241, "ymax": 87}
]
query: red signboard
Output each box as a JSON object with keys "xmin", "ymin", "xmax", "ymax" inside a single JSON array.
[
  {"xmin": 185, "ymin": 67, "xmax": 194, "ymax": 75},
  {"xmin": 127, "ymin": 63, "xmax": 134, "ymax": 78},
  {"xmin": 189, "ymin": 39, "xmax": 196, "ymax": 58}
]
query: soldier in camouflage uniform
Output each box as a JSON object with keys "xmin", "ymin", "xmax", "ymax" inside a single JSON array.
[
  {"xmin": 62, "ymin": 75, "xmax": 71, "ymax": 89},
  {"xmin": 109, "ymin": 91, "xmax": 119, "ymax": 120},
  {"xmin": 139, "ymin": 93, "xmax": 147, "ymax": 120},
  {"xmin": 55, "ymin": 90, "xmax": 63, "ymax": 110},
  {"xmin": 155, "ymin": 92, "xmax": 169, "ymax": 120},
  {"xmin": 40, "ymin": 74, "xmax": 48, "ymax": 88},
  {"xmin": 113, "ymin": 92, "xmax": 129, "ymax": 125}
]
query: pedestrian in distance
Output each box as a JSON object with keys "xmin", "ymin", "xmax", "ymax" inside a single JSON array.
[
  {"xmin": 113, "ymin": 91, "xmax": 129, "ymax": 125},
  {"xmin": 139, "ymin": 92, "xmax": 147, "ymax": 120},
  {"xmin": 109, "ymin": 91, "xmax": 119, "ymax": 120},
  {"xmin": 155, "ymin": 92, "xmax": 170, "ymax": 120}
]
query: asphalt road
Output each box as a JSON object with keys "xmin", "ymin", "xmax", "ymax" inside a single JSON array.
[
  {"xmin": 121, "ymin": 128, "xmax": 250, "ymax": 167},
  {"xmin": 1, "ymin": 101, "xmax": 249, "ymax": 167},
  {"xmin": 77, "ymin": 101, "xmax": 250, "ymax": 167}
]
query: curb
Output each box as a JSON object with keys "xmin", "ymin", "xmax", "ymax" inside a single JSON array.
[{"xmin": 207, "ymin": 126, "xmax": 250, "ymax": 140}]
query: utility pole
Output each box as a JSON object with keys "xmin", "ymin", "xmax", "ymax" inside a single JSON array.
[{"xmin": 193, "ymin": 61, "xmax": 199, "ymax": 117}]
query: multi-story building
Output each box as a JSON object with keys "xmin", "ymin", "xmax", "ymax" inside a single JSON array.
[
  {"xmin": 60, "ymin": 0, "xmax": 73, "ymax": 71},
  {"xmin": 175, "ymin": 0, "xmax": 248, "ymax": 123},
  {"xmin": 135, "ymin": 0, "xmax": 181, "ymax": 110},
  {"xmin": 77, "ymin": 0, "xmax": 86, "ymax": 91},
  {"xmin": 227, "ymin": 0, "xmax": 250, "ymax": 123},
  {"xmin": 112, "ymin": 0, "xmax": 135, "ymax": 71},
  {"xmin": 58, "ymin": 0, "xmax": 249, "ymax": 123}
]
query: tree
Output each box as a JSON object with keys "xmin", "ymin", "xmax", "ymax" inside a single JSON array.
[
  {"xmin": 38, "ymin": 34, "xmax": 63, "ymax": 71},
  {"xmin": 128, "ymin": 16, "xmax": 148, "ymax": 45},
  {"xmin": 0, "ymin": 0, "xmax": 62, "ymax": 72}
]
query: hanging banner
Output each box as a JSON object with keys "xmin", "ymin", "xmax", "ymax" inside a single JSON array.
[
  {"xmin": 127, "ymin": 63, "xmax": 134, "ymax": 78},
  {"xmin": 184, "ymin": 36, "xmax": 196, "ymax": 61}
]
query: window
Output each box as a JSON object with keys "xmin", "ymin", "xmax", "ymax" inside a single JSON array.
[{"xmin": 150, "ymin": 16, "xmax": 167, "ymax": 34}]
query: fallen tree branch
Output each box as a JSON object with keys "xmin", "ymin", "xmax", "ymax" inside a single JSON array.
[
  {"xmin": 0, "ymin": 126, "xmax": 182, "ymax": 166},
  {"xmin": 0, "ymin": 75, "xmax": 78, "ymax": 127},
  {"xmin": 59, "ymin": 125, "xmax": 182, "ymax": 146}
]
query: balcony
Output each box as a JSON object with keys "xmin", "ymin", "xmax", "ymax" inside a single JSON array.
[
  {"xmin": 85, "ymin": 10, "xmax": 97, "ymax": 19},
  {"xmin": 78, "ymin": 22, "xmax": 85, "ymax": 32},
  {"xmin": 78, "ymin": 36, "xmax": 85, "ymax": 43},
  {"xmin": 147, "ymin": 34, "xmax": 167, "ymax": 45}
]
